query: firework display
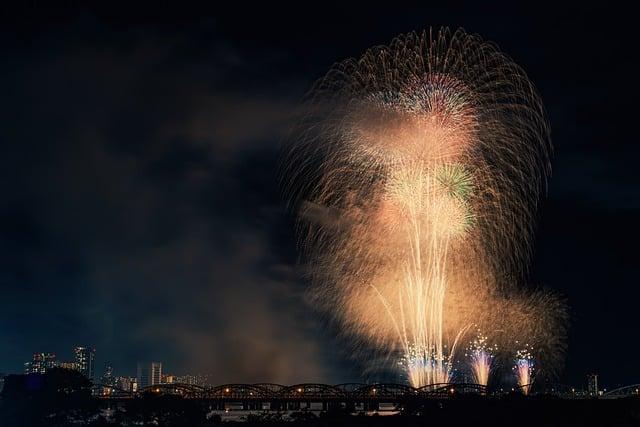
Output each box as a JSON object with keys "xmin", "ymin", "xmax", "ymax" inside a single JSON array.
[
  {"xmin": 514, "ymin": 344, "xmax": 535, "ymax": 395},
  {"xmin": 465, "ymin": 329, "xmax": 498, "ymax": 386},
  {"xmin": 281, "ymin": 28, "xmax": 566, "ymax": 388}
]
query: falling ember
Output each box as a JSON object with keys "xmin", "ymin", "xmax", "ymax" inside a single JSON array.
[
  {"xmin": 465, "ymin": 329, "xmax": 497, "ymax": 386},
  {"xmin": 400, "ymin": 343, "xmax": 455, "ymax": 386},
  {"xmin": 514, "ymin": 345, "xmax": 535, "ymax": 395},
  {"xmin": 281, "ymin": 27, "xmax": 563, "ymax": 387}
]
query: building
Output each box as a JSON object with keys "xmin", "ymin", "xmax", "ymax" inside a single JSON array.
[
  {"xmin": 175, "ymin": 373, "xmax": 209, "ymax": 387},
  {"xmin": 0, "ymin": 373, "xmax": 5, "ymax": 393},
  {"xmin": 588, "ymin": 373, "xmax": 599, "ymax": 396},
  {"xmin": 161, "ymin": 374, "xmax": 176, "ymax": 384},
  {"xmin": 114, "ymin": 376, "xmax": 138, "ymax": 393},
  {"xmin": 57, "ymin": 361, "xmax": 78, "ymax": 370},
  {"xmin": 101, "ymin": 362, "xmax": 114, "ymax": 386},
  {"xmin": 137, "ymin": 362, "xmax": 162, "ymax": 389},
  {"xmin": 24, "ymin": 353, "xmax": 57, "ymax": 374},
  {"xmin": 74, "ymin": 347, "xmax": 96, "ymax": 380}
]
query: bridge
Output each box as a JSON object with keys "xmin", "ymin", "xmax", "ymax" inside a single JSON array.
[
  {"xmin": 96, "ymin": 382, "xmax": 490, "ymax": 410},
  {"xmin": 95, "ymin": 381, "xmax": 640, "ymax": 410},
  {"xmin": 602, "ymin": 384, "xmax": 640, "ymax": 399}
]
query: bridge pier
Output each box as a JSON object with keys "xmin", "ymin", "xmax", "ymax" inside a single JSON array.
[
  {"xmin": 343, "ymin": 401, "xmax": 356, "ymax": 413},
  {"xmin": 366, "ymin": 401, "xmax": 380, "ymax": 411}
]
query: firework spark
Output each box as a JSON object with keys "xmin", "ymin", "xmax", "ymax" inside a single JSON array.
[
  {"xmin": 281, "ymin": 28, "xmax": 564, "ymax": 387},
  {"xmin": 465, "ymin": 329, "xmax": 498, "ymax": 386},
  {"xmin": 514, "ymin": 344, "xmax": 535, "ymax": 395}
]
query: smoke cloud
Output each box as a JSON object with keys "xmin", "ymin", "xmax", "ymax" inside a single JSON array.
[{"xmin": 0, "ymin": 25, "xmax": 339, "ymax": 382}]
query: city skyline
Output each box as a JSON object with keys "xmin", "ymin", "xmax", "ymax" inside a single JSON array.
[
  {"xmin": 15, "ymin": 345, "xmax": 211, "ymax": 382},
  {"xmin": 5, "ymin": 343, "xmax": 623, "ymax": 394}
]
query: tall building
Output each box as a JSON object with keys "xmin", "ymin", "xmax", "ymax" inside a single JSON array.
[
  {"xmin": 24, "ymin": 353, "xmax": 57, "ymax": 374},
  {"xmin": 57, "ymin": 361, "xmax": 78, "ymax": 370},
  {"xmin": 137, "ymin": 362, "xmax": 162, "ymax": 389},
  {"xmin": 74, "ymin": 347, "xmax": 96, "ymax": 380},
  {"xmin": 101, "ymin": 362, "xmax": 114, "ymax": 386},
  {"xmin": 161, "ymin": 374, "xmax": 176, "ymax": 384},
  {"xmin": 115, "ymin": 376, "xmax": 137, "ymax": 393},
  {"xmin": 587, "ymin": 373, "xmax": 599, "ymax": 396}
]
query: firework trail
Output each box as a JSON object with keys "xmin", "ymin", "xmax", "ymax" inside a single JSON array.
[
  {"xmin": 465, "ymin": 329, "xmax": 498, "ymax": 386},
  {"xmin": 514, "ymin": 345, "xmax": 535, "ymax": 395},
  {"xmin": 281, "ymin": 28, "xmax": 564, "ymax": 387}
]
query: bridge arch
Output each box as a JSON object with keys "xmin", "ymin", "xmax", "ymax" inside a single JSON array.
[
  {"xmin": 603, "ymin": 384, "xmax": 640, "ymax": 399},
  {"xmin": 278, "ymin": 383, "xmax": 345, "ymax": 398},
  {"xmin": 252, "ymin": 383, "xmax": 286, "ymax": 396},
  {"xmin": 139, "ymin": 383, "xmax": 207, "ymax": 398},
  {"xmin": 417, "ymin": 382, "xmax": 450, "ymax": 394},
  {"xmin": 421, "ymin": 382, "xmax": 487, "ymax": 397},
  {"xmin": 355, "ymin": 383, "xmax": 417, "ymax": 398},
  {"xmin": 334, "ymin": 383, "xmax": 368, "ymax": 394},
  {"xmin": 208, "ymin": 384, "xmax": 272, "ymax": 399}
]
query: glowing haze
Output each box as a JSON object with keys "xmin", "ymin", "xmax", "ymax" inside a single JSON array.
[{"xmin": 281, "ymin": 28, "xmax": 566, "ymax": 388}]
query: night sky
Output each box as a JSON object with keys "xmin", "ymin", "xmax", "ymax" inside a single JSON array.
[{"xmin": 1, "ymin": 3, "xmax": 638, "ymax": 389}]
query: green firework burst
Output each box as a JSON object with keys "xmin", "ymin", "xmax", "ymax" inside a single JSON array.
[{"xmin": 436, "ymin": 163, "xmax": 474, "ymax": 200}]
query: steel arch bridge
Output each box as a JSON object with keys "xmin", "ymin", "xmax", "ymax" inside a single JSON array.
[
  {"xmin": 140, "ymin": 383, "xmax": 209, "ymax": 398},
  {"xmin": 98, "ymin": 382, "xmax": 490, "ymax": 401},
  {"xmin": 602, "ymin": 384, "xmax": 640, "ymax": 399},
  {"xmin": 421, "ymin": 383, "xmax": 487, "ymax": 397},
  {"xmin": 95, "ymin": 382, "xmax": 640, "ymax": 402}
]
